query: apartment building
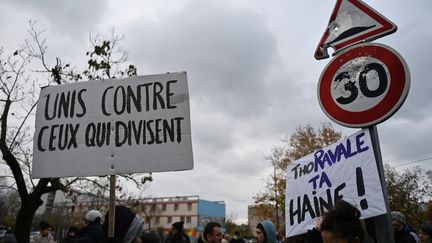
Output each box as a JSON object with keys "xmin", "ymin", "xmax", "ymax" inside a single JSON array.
[
  {"xmin": 39, "ymin": 192, "xmax": 225, "ymax": 240},
  {"xmin": 133, "ymin": 196, "xmax": 225, "ymax": 234}
]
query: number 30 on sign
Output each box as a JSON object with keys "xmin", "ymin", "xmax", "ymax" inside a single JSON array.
[{"xmin": 318, "ymin": 43, "xmax": 410, "ymax": 128}]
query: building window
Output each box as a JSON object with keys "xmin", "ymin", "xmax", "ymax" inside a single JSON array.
[
  {"xmin": 187, "ymin": 203, "xmax": 192, "ymax": 211},
  {"xmin": 186, "ymin": 216, "xmax": 191, "ymax": 224},
  {"xmin": 174, "ymin": 203, "xmax": 179, "ymax": 211},
  {"xmin": 180, "ymin": 216, "xmax": 185, "ymax": 223},
  {"xmin": 162, "ymin": 204, "xmax": 166, "ymax": 211},
  {"xmin": 168, "ymin": 216, "xmax": 172, "ymax": 224},
  {"xmin": 155, "ymin": 217, "xmax": 160, "ymax": 224}
]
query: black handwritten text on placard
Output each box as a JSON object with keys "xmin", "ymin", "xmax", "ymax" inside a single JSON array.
[
  {"xmin": 37, "ymin": 80, "xmax": 185, "ymax": 152},
  {"xmin": 287, "ymin": 132, "xmax": 370, "ymax": 226}
]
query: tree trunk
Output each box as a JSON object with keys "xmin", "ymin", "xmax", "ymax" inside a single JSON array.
[{"xmin": 14, "ymin": 198, "xmax": 43, "ymax": 243}]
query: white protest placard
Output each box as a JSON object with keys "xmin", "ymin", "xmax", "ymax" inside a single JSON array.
[
  {"xmin": 285, "ymin": 129, "xmax": 387, "ymax": 237},
  {"xmin": 32, "ymin": 72, "xmax": 193, "ymax": 178}
]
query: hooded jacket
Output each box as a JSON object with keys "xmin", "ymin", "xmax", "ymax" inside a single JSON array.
[
  {"xmin": 103, "ymin": 205, "xmax": 145, "ymax": 243},
  {"xmin": 258, "ymin": 221, "xmax": 278, "ymax": 243}
]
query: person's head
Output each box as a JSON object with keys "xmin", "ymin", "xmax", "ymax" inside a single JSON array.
[
  {"xmin": 67, "ymin": 227, "xmax": 79, "ymax": 237},
  {"xmin": 171, "ymin": 222, "xmax": 184, "ymax": 235},
  {"xmin": 419, "ymin": 223, "xmax": 432, "ymax": 243},
  {"xmin": 139, "ymin": 231, "xmax": 161, "ymax": 243},
  {"xmin": 39, "ymin": 221, "xmax": 52, "ymax": 237},
  {"xmin": 256, "ymin": 220, "xmax": 277, "ymax": 243},
  {"xmin": 391, "ymin": 211, "xmax": 406, "ymax": 232},
  {"xmin": 223, "ymin": 233, "xmax": 232, "ymax": 241},
  {"xmin": 85, "ymin": 209, "xmax": 102, "ymax": 224},
  {"xmin": 320, "ymin": 200, "xmax": 363, "ymax": 243},
  {"xmin": 203, "ymin": 222, "xmax": 222, "ymax": 243}
]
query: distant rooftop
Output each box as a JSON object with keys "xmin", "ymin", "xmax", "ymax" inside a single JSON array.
[{"xmin": 137, "ymin": 195, "xmax": 224, "ymax": 204}]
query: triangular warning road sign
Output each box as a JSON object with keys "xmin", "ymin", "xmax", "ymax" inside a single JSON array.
[{"xmin": 314, "ymin": 0, "xmax": 397, "ymax": 60}]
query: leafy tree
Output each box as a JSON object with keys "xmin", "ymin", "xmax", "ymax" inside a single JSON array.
[
  {"xmin": 254, "ymin": 123, "xmax": 342, "ymax": 228},
  {"xmin": 384, "ymin": 164, "xmax": 432, "ymax": 226},
  {"xmin": 0, "ymin": 183, "xmax": 20, "ymax": 227},
  {"xmin": 0, "ymin": 21, "xmax": 146, "ymax": 243},
  {"xmin": 224, "ymin": 216, "xmax": 252, "ymax": 238},
  {"xmin": 250, "ymin": 204, "xmax": 274, "ymax": 223}
]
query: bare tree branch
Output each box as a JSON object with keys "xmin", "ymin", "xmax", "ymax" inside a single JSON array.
[{"xmin": 10, "ymin": 101, "xmax": 37, "ymax": 150}]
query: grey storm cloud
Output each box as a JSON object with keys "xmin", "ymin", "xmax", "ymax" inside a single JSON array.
[
  {"xmin": 122, "ymin": 0, "xmax": 288, "ymax": 175},
  {"xmin": 125, "ymin": 0, "xmax": 280, "ymax": 118},
  {"xmin": 6, "ymin": 0, "xmax": 107, "ymax": 36}
]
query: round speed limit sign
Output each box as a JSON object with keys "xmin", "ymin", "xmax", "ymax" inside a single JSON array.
[{"xmin": 318, "ymin": 43, "xmax": 410, "ymax": 128}]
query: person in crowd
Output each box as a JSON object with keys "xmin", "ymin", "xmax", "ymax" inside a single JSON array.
[
  {"xmin": 229, "ymin": 231, "xmax": 244, "ymax": 243},
  {"xmin": 419, "ymin": 222, "xmax": 432, "ymax": 243},
  {"xmin": 305, "ymin": 228, "xmax": 323, "ymax": 243},
  {"xmin": 62, "ymin": 226, "xmax": 79, "ymax": 243},
  {"xmin": 76, "ymin": 238, "xmax": 100, "ymax": 243},
  {"xmin": 101, "ymin": 237, "xmax": 123, "ymax": 243},
  {"xmin": 79, "ymin": 209, "xmax": 104, "ymax": 243},
  {"xmin": 139, "ymin": 231, "xmax": 161, "ymax": 243},
  {"xmin": 165, "ymin": 222, "xmax": 190, "ymax": 243},
  {"xmin": 256, "ymin": 220, "xmax": 278, "ymax": 243},
  {"xmin": 391, "ymin": 211, "xmax": 419, "ymax": 243},
  {"xmin": 4, "ymin": 229, "xmax": 17, "ymax": 243},
  {"xmin": 103, "ymin": 205, "xmax": 145, "ymax": 243},
  {"xmin": 320, "ymin": 200, "xmax": 364, "ymax": 243},
  {"xmin": 198, "ymin": 222, "xmax": 223, "ymax": 243},
  {"xmin": 284, "ymin": 234, "xmax": 307, "ymax": 243},
  {"xmin": 30, "ymin": 221, "xmax": 54, "ymax": 243},
  {"xmin": 222, "ymin": 233, "xmax": 231, "ymax": 243}
]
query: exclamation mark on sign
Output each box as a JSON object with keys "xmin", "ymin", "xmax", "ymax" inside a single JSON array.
[{"xmin": 356, "ymin": 167, "xmax": 369, "ymax": 210}]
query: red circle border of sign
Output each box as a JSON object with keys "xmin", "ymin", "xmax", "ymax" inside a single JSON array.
[{"xmin": 318, "ymin": 43, "xmax": 410, "ymax": 128}]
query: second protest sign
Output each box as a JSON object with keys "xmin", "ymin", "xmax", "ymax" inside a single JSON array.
[{"xmin": 285, "ymin": 129, "xmax": 386, "ymax": 237}]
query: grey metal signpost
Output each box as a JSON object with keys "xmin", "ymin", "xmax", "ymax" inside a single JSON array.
[
  {"xmin": 314, "ymin": 1, "xmax": 411, "ymax": 242},
  {"xmin": 369, "ymin": 126, "xmax": 395, "ymax": 242}
]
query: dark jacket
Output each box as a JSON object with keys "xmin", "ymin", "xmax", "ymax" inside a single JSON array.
[
  {"xmin": 103, "ymin": 206, "xmax": 135, "ymax": 240},
  {"xmin": 165, "ymin": 232, "xmax": 190, "ymax": 243},
  {"xmin": 62, "ymin": 227, "xmax": 79, "ymax": 243},
  {"xmin": 4, "ymin": 233, "xmax": 17, "ymax": 243},
  {"xmin": 394, "ymin": 224, "xmax": 419, "ymax": 243},
  {"xmin": 103, "ymin": 205, "xmax": 145, "ymax": 243},
  {"xmin": 79, "ymin": 224, "xmax": 103, "ymax": 243},
  {"xmin": 61, "ymin": 236, "xmax": 78, "ymax": 243}
]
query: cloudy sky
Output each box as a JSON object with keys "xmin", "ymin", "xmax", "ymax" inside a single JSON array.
[{"xmin": 1, "ymin": 0, "xmax": 431, "ymax": 223}]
